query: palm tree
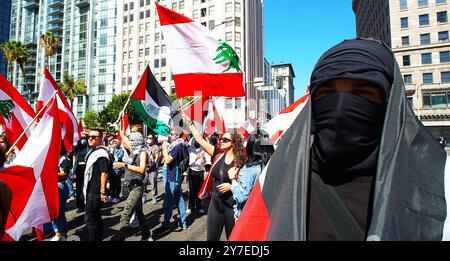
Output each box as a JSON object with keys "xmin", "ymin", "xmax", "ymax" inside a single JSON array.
[
  {"xmin": 0, "ymin": 40, "xmax": 30, "ymax": 94},
  {"xmin": 39, "ymin": 32, "xmax": 61, "ymax": 66},
  {"xmin": 58, "ymin": 72, "xmax": 87, "ymax": 109}
]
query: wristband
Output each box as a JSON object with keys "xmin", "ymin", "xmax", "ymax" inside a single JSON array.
[{"xmin": 125, "ymin": 163, "xmax": 128, "ymax": 169}]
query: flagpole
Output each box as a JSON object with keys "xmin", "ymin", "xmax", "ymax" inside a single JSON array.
[
  {"xmin": 6, "ymin": 90, "xmax": 59, "ymax": 156},
  {"xmin": 114, "ymin": 97, "xmax": 131, "ymax": 126}
]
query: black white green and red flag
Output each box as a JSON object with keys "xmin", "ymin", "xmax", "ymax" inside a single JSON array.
[
  {"xmin": 0, "ymin": 98, "xmax": 61, "ymax": 241},
  {"xmin": 130, "ymin": 65, "xmax": 179, "ymax": 137},
  {"xmin": 0, "ymin": 74, "xmax": 36, "ymax": 151},
  {"xmin": 155, "ymin": 2, "xmax": 245, "ymax": 98}
]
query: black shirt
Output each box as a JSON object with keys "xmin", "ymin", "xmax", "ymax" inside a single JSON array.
[
  {"xmin": 210, "ymin": 147, "xmax": 235, "ymax": 207},
  {"xmin": 87, "ymin": 153, "xmax": 110, "ymax": 195}
]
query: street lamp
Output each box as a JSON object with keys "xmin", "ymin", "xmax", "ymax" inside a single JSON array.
[{"xmin": 210, "ymin": 18, "xmax": 236, "ymax": 31}]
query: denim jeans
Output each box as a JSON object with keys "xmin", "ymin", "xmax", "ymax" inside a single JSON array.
[
  {"xmin": 149, "ymin": 171, "xmax": 158, "ymax": 199},
  {"xmin": 66, "ymin": 175, "xmax": 75, "ymax": 198},
  {"xmin": 85, "ymin": 193, "xmax": 104, "ymax": 241},
  {"xmin": 51, "ymin": 182, "xmax": 69, "ymax": 234},
  {"xmin": 163, "ymin": 181, "xmax": 186, "ymax": 228}
]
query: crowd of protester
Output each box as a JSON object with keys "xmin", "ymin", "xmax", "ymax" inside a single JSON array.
[{"xmin": 0, "ymin": 117, "xmax": 273, "ymax": 241}]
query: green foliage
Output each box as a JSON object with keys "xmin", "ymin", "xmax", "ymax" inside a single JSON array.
[
  {"xmin": 97, "ymin": 93, "xmax": 140, "ymax": 131},
  {"xmin": 83, "ymin": 110, "xmax": 100, "ymax": 130},
  {"xmin": 58, "ymin": 72, "xmax": 87, "ymax": 109}
]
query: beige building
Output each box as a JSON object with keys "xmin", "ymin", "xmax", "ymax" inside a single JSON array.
[
  {"xmin": 353, "ymin": 0, "xmax": 450, "ymax": 143},
  {"xmin": 116, "ymin": 0, "xmax": 264, "ymax": 129}
]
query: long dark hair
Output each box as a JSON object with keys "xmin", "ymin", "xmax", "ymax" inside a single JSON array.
[
  {"xmin": 0, "ymin": 148, "xmax": 5, "ymax": 168},
  {"xmin": 245, "ymin": 129, "xmax": 274, "ymax": 168},
  {"xmin": 228, "ymin": 129, "xmax": 246, "ymax": 169}
]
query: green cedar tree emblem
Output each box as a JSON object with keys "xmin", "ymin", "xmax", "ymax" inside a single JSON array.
[
  {"xmin": 213, "ymin": 42, "xmax": 241, "ymax": 73},
  {"xmin": 0, "ymin": 99, "xmax": 15, "ymax": 121}
]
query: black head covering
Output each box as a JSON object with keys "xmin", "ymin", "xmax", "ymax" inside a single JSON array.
[
  {"xmin": 310, "ymin": 38, "xmax": 395, "ymax": 184},
  {"xmin": 310, "ymin": 38, "xmax": 394, "ymax": 104}
]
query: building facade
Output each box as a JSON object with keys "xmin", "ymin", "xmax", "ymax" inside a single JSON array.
[
  {"xmin": 116, "ymin": 0, "xmax": 264, "ymax": 129},
  {"xmin": 353, "ymin": 0, "xmax": 450, "ymax": 143},
  {"xmin": 62, "ymin": 0, "xmax": 117, "ymax": 116},
  {"xmin": 0, "ymin": 0, "xmax": 12, "ymax": 77}
]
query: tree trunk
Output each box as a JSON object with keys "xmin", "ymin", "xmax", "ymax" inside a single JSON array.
[{"xmin": 19, "ymin": 64, "xmax": 29, "ymax": 102}]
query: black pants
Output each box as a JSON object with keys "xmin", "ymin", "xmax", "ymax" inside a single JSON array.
[
  {"xmin": 75, "ymin": 165, "xmax": 86, "ymax": 210},
  {"xmin": 207, "ymin": 193, "xmax": 235, "ymax": 241},
  {"xmin": 188, "ymin": 169, "xmax": 204, "ymax": 210},
  {"xmin": 109, "ymin": 170, "xmax": 122, "ymax": 199},
  {"xmin": 85, "ymin": 193, "xmax": 104, "ymax": 241}
]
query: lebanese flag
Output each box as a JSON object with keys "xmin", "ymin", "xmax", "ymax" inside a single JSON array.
[
  {"xmin": 203, "ymin": 98, "xmax": 226, "ymax": 135},
  {"xmin": 238, "ymin": 118, "xmax": 257, "ymax": 139},
  {"xmin": 36, "ymin": 67, "xmax": 80, "ymax": 151},
  {"xmin": 262, "ymin": 93, "xmax": 309, "ymax": 148},
  {"xmin": 156, "ymin": 2, "xmax": 245, "ymax": 98},
  {"xmin": 0, "ymin": 74, "xmax": 36, "ymax": 151},
  {"xmin": 0, "ymin": 98, "xmax": 61, "ymax": 241},
  {"xmin": 78, "ymin": 117, "xmax": 84, "ymax": 134},
  {"xmin": 117, "ymin": 112, "xmax": 131, "ymax": 142}
]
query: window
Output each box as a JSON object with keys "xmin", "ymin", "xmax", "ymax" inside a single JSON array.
[
  {"xmin": 130, "ymin": 2, "xmax": 134, "ymax": 10},
  {"xmin": 209, "ymin": 20, "xmax": 215, "ymax": 30},
  {"xmin": 440, "ymin": 51, "xmax": 450, "ymax": 63},
  {"xmin": 128, "ymin": 77, "xmax": 133, "ymax": 85},
  {"xmin": 400, "ymin": 0, "xmax": 408, "ymax": 10},
  {"xmin": 145, "ymin": 48, "xmax": 150, "ymax": 56},
  {"xmin": 418, "ymin": 0, "xmax": 428, "ymax": 7},
  {"xmin": 140, "ymin": 0, "xmax": 144, "ymax": 7},
  {"xmin": 403, "ymin": 55, "xmax": 411, "ymax": 66},
  {"xmin": 154, "ymin": 59, "xmax": 160, "ymax": 68},
  {"xmin": 436, "ymin": 0, "xmax": 447, "ymax": 4},
  {"xmin": 209, "ymin": 5, "xmax": 215, "ymax": 16},
  {"xmin": 98, "ymin": 84, "xmax": 106, "ymax": 93},
  {"xmin": 129, "ymin": 50, "xmax": 133, "ymax": 59},
  {"xmin": 201, "ymin": 8, "xmax": 207, "ymax": 17},
  {"xmin": 124, "ymin": 16, "xmax": 127, "ymax": 23},
  {"xmin": 146, "ymin": 10, "xmax": 150, "ymax": 18},
  {"xmin": 235, "ymin": 2, "xmax": 241, "ymax": 12},
  {"xmin": 179, "ymin": 1, "xmax": 185, "ymax": 9},
  {"xmin": 423, "ymin": 73, "xmax": 433, "ymax": 84},
  {"xmin": 162, "ymin": 45, "xmax": 166, "ymax": 53},
  {"xmin": 161, "ymin": 58, "xmax": 166, "ymax": 67},
  {"xmin": 100, "ymin": 18, "xmax": 107, "ymax": 27},
  {"xmin": 139, "ymin": 23, "xmax": 144, "ymax": 32},
  {"xmin": 139, "ymin": 36, "xmax": 144, "ymax": 44},
  {"xmin": 225, "ymin": 17, "xmax": 233, "ymax": 27},
  {"xmin": 419, "ymin": 14, "xmax": 429, "ymax": 26},
  {"xmin": 235, "ymin": 98, "xmax": 242, "ymax": 109},
  {"xmin": 437, "ymin": 11, "xmax": 448, "ymax": 23},
  {"xmin": 139, "ymin": 49, "xmax": 144, "ymax": 57},
  {"xmin": 225, "ymin": 32, "xmax": 232, "ymax": 41},
  {"xmin": 402, "ymin": 36, "xmax": 410, "ymax": 46},
  {"xmin": 124, "ymin": 3, "xmax": 128, "ymax": 11},
  {"xmin": 225, "ymin": 98, "xmax": 233, "ymax": 109},
  {"xmin": 155, "ymin": 46, "xmax": 160, "ymax": 54},
  {"xmin": 129, "ymin": 14, "xmax": 134, "ymax": 22},
  {"xmin": 155, "ymin": 33, "xmax": 160, "ymax": 41},
  {"xmin": 420, "ymin": 33, "xmax": 430, "ymax": 44},
  {"xmin": 401, "ymin": 17, "xmax": 409, "ymax": 29},
  {"xmin": 235, "ymin": 32, "xmax": 241, "ymax": 42},
  {"xmin": 172, "ymin": 2, "xmax": 178, "ymax": 11},
  {"xmin": 193, "ymin": 10, "xmax": 200, "ymax": 19},
  {"xmin": 442, "ymin": 71, "xmax": 450, "ymax": 83},
  {"xmin": 235, "ymin": 17, "xmax": 241, "ymax": 27},
  {"xmin": 404, "ymin": 74, "xmax": 413, "ymax": 84},
  {"xmin": 225, "ymin": 3, "xmax": 232, "ymax": 13},
  {"xmin": 439, "ymin": 31, "xmax": 449, "ymax": 42},
  {"xmin": 122, "ymin": 77, "xmax": 127, "ymax": 86},
  {"xmin": 422, "ymin": 53, "xmax": 432, "ymax": 64},
  {"xmin": 140, "ymin": 11, "xmax": 144, "ymax": 20}
]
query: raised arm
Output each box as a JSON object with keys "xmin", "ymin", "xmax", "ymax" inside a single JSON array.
[{"xmin": 183, "ymin": 114, "xmax": 215, "ymax": 156}]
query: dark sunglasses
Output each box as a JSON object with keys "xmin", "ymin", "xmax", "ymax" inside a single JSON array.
[
  {"xmin": 219, "ymin": 137, "xmax": 232, "ymax": 143},
  {"xmin": 88, "ymin": 135, "xmax": 99, "ymax": 140}
]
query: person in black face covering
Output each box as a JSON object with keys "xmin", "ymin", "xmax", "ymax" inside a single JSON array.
[{"xmin": 308, "ymin": 38, "xmax": 394, "ymax": 240}]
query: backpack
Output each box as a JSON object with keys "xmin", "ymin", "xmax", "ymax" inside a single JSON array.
[{"xmin": 177, "ymin": 143, "xmax": 190, "ymax": 174}]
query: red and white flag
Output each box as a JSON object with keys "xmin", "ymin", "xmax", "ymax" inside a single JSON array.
[
  {"xmin": 156, "ymin": 2, "xmax": 245, "ymax": 98},
  {"xmin": 36, "ymin": 67, "xmax": 80, "ymax": 151},
  {"xmin": 183, "ymin": 97, "xmax": 226, "ymax": 135},
  {"xmin": 0, "ymin": 74, "xmax": 36, "ymax": 151},
  {"xmin": 262, "ymin": 93, "xmax": 309, "ymax": 147},
  {"xmin": 78, "ymin": 117, "xmax": 84, "ymax": 134},
  {"xmin": 117, "ymin": 112, "xmax": 131, "ymax": 142},
  {"xmin": 0, "ymin": 98, "xmax": 61, "ymax": 241},
  {"xmin": 238, "ymin": 118, "xmax": 257, "ymax": 139}
]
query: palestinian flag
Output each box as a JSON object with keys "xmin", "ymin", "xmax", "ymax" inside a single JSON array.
[
  {"xmin": 155, "ymin": 2, "xmax": 245, "ymax": 98},
  {"xmin": 230, "ymin": 63, "xmax": 450, "ymax": 241},
  {"xmin": 0, "ymin": 74, "xmax": 36, "ymax": 151},
  {"xmin": 130, "ymin": 65, "xmax": 179, "ymax": 137}
]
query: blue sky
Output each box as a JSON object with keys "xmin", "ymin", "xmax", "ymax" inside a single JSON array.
[{"xmin": 264, "ymin": 1, "xmax": 356, "ymax": 100}]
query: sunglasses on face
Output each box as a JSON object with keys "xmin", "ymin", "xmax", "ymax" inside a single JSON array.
[
  {"xmin": 219, "ymin": 137, "xmax": 232, "ymax": 143},
  {"xmin": 88, "ymin": 135, "xmax": 99, "ymax": 140}
]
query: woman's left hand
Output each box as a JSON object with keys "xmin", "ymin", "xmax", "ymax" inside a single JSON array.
[
  {"xmin": 217, "ymin": 183, "xmax": 231, "ymax": 194},
  {"xmin": 113, "ymin": 162, "xmax": 126, "ymax": 169}
]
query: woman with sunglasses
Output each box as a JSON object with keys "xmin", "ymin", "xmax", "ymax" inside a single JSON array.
[{"xmin": 183, "ymin": 114, "xmax": 245, "ymax": 241}]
